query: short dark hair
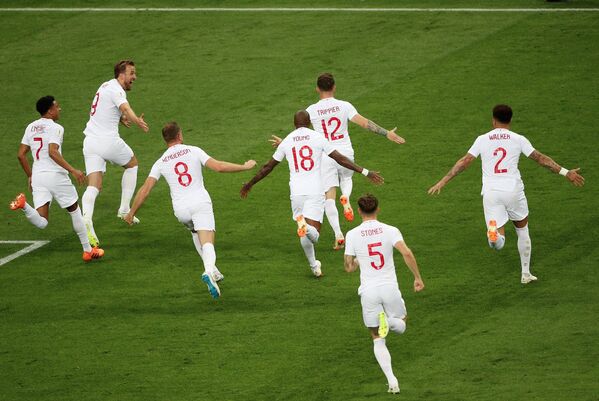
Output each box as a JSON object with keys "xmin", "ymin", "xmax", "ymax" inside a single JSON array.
[
  {"xmin": 162, "ymin": 122, "xmax": 181, "ymax": 143},
  {"xmin": 358, "ymin": 193, "xmax": 379, "ymax": 215},
  {"xmin": 114, "ymin": 60, "xmax": 135, "ymax": 78},
  {"xmin": 317, "ymin": 73, "xmax": 335, "ymax": 91},
  {"xmin": 493, "ymin": 104, "xmax": 512, "ymax": 124},
  {"xmin": 36, "ymin": 96, "xmax": 55, "ymax": 116}
]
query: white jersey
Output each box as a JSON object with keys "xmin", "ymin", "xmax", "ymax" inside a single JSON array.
[
  {"xmin": 149, "ymin": 144, "xmax": 212, "ymax": 209},
  {"xmin": 306, "ymin": 97, "xmax": 358, "ymax": 157},
  {"xmin": 345, "ymin": 220, "xmax": 403, "ymax": 295},
  {"xmin": 467, "ymin": 128, "xmax": 535, "ymax": 194},
  {"xmin": 273, "ymin": 127, "xmax": 335, "ymax": 197},
  {"xmin": 83, "ymin": 79, "xmax": 128, "ymax": 138},
  {"xmin": 21, "ymin": 118, "xmax": 67, "ymax": 175}
]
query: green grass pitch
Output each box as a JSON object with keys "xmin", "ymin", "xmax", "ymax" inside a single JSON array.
[{"xmin": 0, "ymin": 1, "xmax": 598, "ymax": 400}]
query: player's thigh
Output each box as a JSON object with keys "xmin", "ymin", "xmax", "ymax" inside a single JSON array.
[
  {"xmin": 482, "ymin": 191, "xmax": 509, "ymax": 228},
  {"xmin": 83, "ymin": 137, "xmax": 107, "ymax": 174},
  {"xmin": 320, "ymin": 155, "xmax": 339, "ymax": 191},
  {"xmin": 381, "ymin": 286, "xmax": 407, "ymax": 320},
  {"xmin": 104, "ymin": 137, "xmax": 135, "ymax": 167},
  {"xmin": 360, "ymin": 289, "xmax": 384, "ymax": 328},
  {"xmin": 506, "ymin": 191, "xmax": 529, "ymax": 222},
  {"xmin": 49, "ymin": 173, "xmax": 79, "ymax": 209},
  {"xmin": 302, "ymin": 194, "xmax": 325, "ymax": 223}
]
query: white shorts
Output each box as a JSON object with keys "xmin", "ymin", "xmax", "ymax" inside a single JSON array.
[
  {"xmin": 360, "ymin": 284, "xmax": 407, "ymax": 328},
  {"xmin": 360, "ymin": 284, "xmax": 408, "ymax": 327},
  {"xmin": 290, "ymin": 194, "xmax": 325, "ymax": 222},
  {"xmin": 83, "ymin": 136, "xmax": 134, "ymax": 174},
  {"xmin": 482, "ymin": 189, "xmax": 529, "ymax": 228},
  {"xmin": 31, "ymin": 172, "xmax": 78, "ymax": 209},
  {"xmin": 174, "ymin": 201, "xmax": 215, "ymax": 232},
  {"xmin": 321, "ymin": 153, "xmax": 354, "ymax": 192}
]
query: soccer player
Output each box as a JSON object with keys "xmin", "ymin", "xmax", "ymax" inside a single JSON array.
[
  {"xmin": 10, "ymin": 96, "xmax": 104, "ymax": 261},
  {"xmin": 428, "ymin": 104, "xmax": 585, "ymax": 283},
  {"xmin": 241, "ymin": 110, "xmax": 384, "ymax": 277},
  {"xmin": 123, "ymin": 122, "xmax": 256, "ymax": 299},
  {"xmin": 344, "ymin": 194, "xmax": 424, "ymax": 394},
  {"xmin": 81, "ymin": 60, "xmax": 149, "ymax": 247}
]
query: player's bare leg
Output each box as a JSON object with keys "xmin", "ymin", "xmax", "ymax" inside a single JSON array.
[
  {"xmin": 299, "ymin": 217, "xmax": 322, "ymax": 277},
  {"xmin": 323, "ymin": 186, "xmax": 345, "ymax": 249},
  {"xmin": 198, "ymin": 230, "xmax": 220, "ymax": 299},
  {"xmin": 66, "ymin": 202, "xmax": 104, "ymax": 261},
  {"xmin": 369, "ymin": 327, "xmax": 400, "ymax": 394},
  {"xmin": 82, "ymin": 172, "xmax": 102, "ymax": 247},
  {"xmin": 191, "ymin": 231, "xmax": 223, "ymax": 282},
  {"xmin": 117, "ymin": 156, "xmax": 140, "ymax": 224},
  {"xmin": 514, "ymin": 216, "xmax": 536, "ymax": 284},
  {"xmin": 10, "ymin": 194, "xmax": 48, "ymax": 229},
  {"xmin": 339, "ymin": 175, "xmax": 354, "ymax": 222},
  {"xmin": 487, "ymin": 220, "xmax": 506, "ymax": 250}
]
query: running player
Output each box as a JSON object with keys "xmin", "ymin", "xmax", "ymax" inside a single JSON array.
[
  {"xmin": 10, "ymin": 96, "xmax": 104, "ymax": 261},
  {"xmin": 123, "ymin": 122, "xmax": 255, "ymax": 299},
  {"xmin": 344, "ymin": 194, "xmax": 424, "ymax": 394},
  {"xmin": 81, "ymin": 60, "xmax": 149, "ymax": 247},
  {"xmin": 241, "ymin": 110, "xmax": 384, "ymax": 277},
  {"xmin": 428, "ymin": 104, "xmax": 585, "ymax": 283}
]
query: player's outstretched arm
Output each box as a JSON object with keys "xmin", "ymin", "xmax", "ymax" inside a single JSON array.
[
  {"xmin": 17, "ymin": 144, "xmax": 32, "ymax": 190},
  {"xmin": 351, "ymin": 114, "xmax": 405, "ymax": 144},
  {"xmin": 205, "ymin": 158, "xmax": 256, "ymax": 173},
  {"xmin": 240, "ymin": 159, "xmax": 279, "ymax": 198},
  {"xmin": 124, "ymin": 177, "xmax": 157, "ymax": 225},
  {"xmin": 344, "ymin": 255, "xmax": 359, "ymax": 273},
  {"xmin": 119, "ymin": 103, "xmax": 149, "ymax": 133},
  {"xmin": 328, "ymin": 150, "xmax": 384, "ymax": 185},
  {"xmin": 428, "ymin": 153, "xmax": 476, "ymax": 195},
  {"xmin": 394, "ymin": 241, "xmax": 424, "ymax": 292},
  {"xmin": 528, "ymin": 150, "xmax": 585, "ymax": 187},
  {"xmin": 48, "ymin": 144, "xmax": 86, "ymax": 185}
]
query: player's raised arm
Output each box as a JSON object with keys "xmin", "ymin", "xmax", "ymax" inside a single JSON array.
[
  {"xmin": 205, "ymin": 158, "xmax": 256, "ymax": 173},
  {"xmin": 351, "ymin": 114, "xmax": 405, "ymax": 144},
  {"xmin": 119, "ymin": 103, "xmax": 149, "ymax": 133},
  {"xmin": 48, "ymin": 143, "xmax": 86, "ymax": 185},
  {"xmin": 124, "ymin": 177, "xmax": 157, "ymax": 225},
  {"xmin": 240, "ymin": 159, "xmax": 279, "ymax": 198},
  {"xmin": 527, "ymin": 150, "xmax": 585, "ymax": 187},
  {"xmin": 394, "ymin": 240, "xmax": 424, "ymax": 292},
  {"xmin": 328, "ymin": 150, "xmax": 384, "ymax": 185},
  {"xmin": 428, "ymin": 153, "xmax": 476, "ymax": 195},
  {"xmin": 17, "ymin": 144, "xmax": 32, "ymax": 190}
]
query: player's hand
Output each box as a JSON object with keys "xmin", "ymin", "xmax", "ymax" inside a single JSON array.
[
  {"xmin": 120, "ymin": 115, "xmax": 131, "ymax": 128},
  {"xmin": 123, "ymin": 212, "xmax": 135, "ymax": 225},
  {"xmin": 386, "ymin": 128, "xmax": 405, "ymax": 144},
  {"xmin": 240, "ymin": 183, "xmax": 252, "ymax": 199},
  {"xmin": 427, "ymin": 181, "xmax": 444, "ymax": 195},
  {"xmin": 269, "ymin": 135, "xmax": 282, "ymax": 148},
  {"xmin": 71, "ymin": 169, "xmax": 86, "ymax": 185},
  {"xmin": 566, "ymin": 168, "xmax": 585, "ymax": 187},
  {"xmin": 137, "ymin": 113, "xmax": 149, "ymax": 133},
  {"xmin": 367, "ymin": 171, "xmax": 384, "ymax": 185},
  {"xmin": 414, "ymin": 278, "xmax": 425, "ymax": 292},
  {"xmin": 244, "ymin": 160, "xmax": 257, "ymax": 170},
  {"xmin": 27, "ymin": 176, "xmax": 32, "ymax": 192}
]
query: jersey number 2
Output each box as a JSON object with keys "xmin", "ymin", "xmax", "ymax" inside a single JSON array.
[
  {"xmin": 174, "ymin": 162, "xmax": 192, "ymax": 187},
  {"xmin": 493, "ymin": 147, "xmax": 508, "ymax": 174},
  {"xmin": 368, "ymin": 242, "xmax": 385, "ymax": 270},
  {"xmin": 321, "ymin": 117, "xmax": 343, "ymax": 141}
]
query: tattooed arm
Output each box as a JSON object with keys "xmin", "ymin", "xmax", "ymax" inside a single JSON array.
[
  {"xmin": 428, "ymin": 153, "xmax": 476, "ymax": 195},
  {"xmin": 528, "ymin": 150, "xmax": 585, "ymax": 186},
  {"xmin": 351, "ymin": 114, "xmax": 405, "ymax": 144}
]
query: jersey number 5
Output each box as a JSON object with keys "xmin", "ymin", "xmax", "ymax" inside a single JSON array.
[
  {"xmin": 368, "ymin": 242, "xmax": 385, "ymax": 270},
  {"xmin": 493, "ymin": 147, "xmax": 508, "ymax": 174},
  {"xmin": 291, "ymin": 145, "xmax": 314, "ymax": 172},
  {"xmin": 174, "ymin": 162, "xmax": 192, "ymax": 187},
  {"xmin": 321, "ymin": 117, "xmax": 343, "ymax": 141}
]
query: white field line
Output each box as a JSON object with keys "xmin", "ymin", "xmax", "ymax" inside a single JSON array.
[
  {"xmin": 0, "ymin": 7, "xmax": 598, "ymax": 12},
  {"xmin": 0, "ymin": 240, "xmax": 50, "ymax": 266}
]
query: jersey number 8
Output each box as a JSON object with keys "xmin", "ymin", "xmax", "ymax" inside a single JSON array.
[{"xmin": 174, "ymin": 162, "xmax": 192, "ymax": 187}]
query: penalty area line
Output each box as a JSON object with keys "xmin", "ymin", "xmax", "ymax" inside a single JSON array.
[
  {"xmin": 0, "ymin": 7, "xmax": 598, "ymax": 12},
  {"xmin": 0, "ymin": 240, "xmax": 50, "ymax": 267}
]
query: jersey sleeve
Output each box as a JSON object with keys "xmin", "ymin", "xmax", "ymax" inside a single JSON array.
[
  {"xmin": 345, "ymin": 101, "xmax": 358, "ymax": 120},
  {"xmin": 47, "ymin": 125, "xmax": 63, "ymax": 145},
  {"xmin": 273, "ymin": 140, "xmax": 287, "ymax": 162},
  {"xmin": 195, "ymin": 147, "xmax": 211, "ymax": 166},
  {"xmin": 519, "ymin": 135, "xmax": 535, "ymax": 157},
  {"xmin": 111, "ymin": 87, "xmax": 128, "ymax": 109},
  {"xmin": 148, "ymin": 160, "xmax": 162, "ymax": 181},
  {"xmin": 21, "ymin": 129, "xmax": 29, "ymax": 146},
  {"xmin": 467, "ymin": 136, "xmax": 482, "ymax": 157},
  {"xmin": 390, "ymin": 227, "xmax": 404, "ymax": 247},
  {"xmin": 344, "ymin": 231, "xmax": 356, "ymax": 256}
]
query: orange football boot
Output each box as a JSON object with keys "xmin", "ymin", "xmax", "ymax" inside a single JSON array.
[
  {"xmin": 487, "ymin": 220, "xmax": 498, "ymax": 243},
  {"xmin": 10, "ymin": 193, "xmax": 26, "ymax": 210},
  {"xmin": 83, "ymin": 247, "xmax": 105, "ymax": 262},
  {"xmin": 339, "ymin": 195, "xmax": 354, "ymax": 222},
  {"xmin": 296, "ymin": 215, "xmax": 307, "ymax": 237}
]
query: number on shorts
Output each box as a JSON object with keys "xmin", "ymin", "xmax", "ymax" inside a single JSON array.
[
  {"xmin": 174, "ymin": 162, "xmax": 192, "ymax": 187},
  {"xmin": 368, "ymin": 242, "xmax": 385, "ymax": 270},
  {"xmin": 33, "ymin": 137, "xmax": 43, "ymax": 160},
  {"xmin": 90, "ymin": 92, "xmax": 100, "ymax": 116},
  {"xmin": 291, "ymin": 145, "xmax": 314, "ymax": 172},
  {"xmin": 320, "ymin": 117, "xmax": 343, "ymax": 141},
  {"xmin": 493, "ymin": 147, "xmax": 508, "ymax": 174}
]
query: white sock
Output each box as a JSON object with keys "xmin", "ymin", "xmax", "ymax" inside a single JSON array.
[
  {"xmin": 82, "ymin": 186, "xmax": 99, "ymax": 219},
  {"xmin": 119, "ymin": 166, "xmax": 138, "ymax": 213},
  {"xmin": 515, "ymin": 225, "xmax": 532, "ymax": 275},
  {"xmin": 306, "ymin": 225, "xmax": 320, "ymax": 243},
  {"xmin": 68, "ymin": 207, "xmax": 92, "ymax": 252},
  {"xmin": 300, "ymin": 236, "xmax": 317, "ymax": 267},
  {"xmin": 201, "ymin": 242, "xmax": 217, "ymax": 275},
  {"xmin": 22, "ymin": 203, "xmax": 48, "ymax": 229},
  {"xmin": 373, "ymin": 338, "xmax": 397, "ymax": 386},
  {"xmin": 388, "ymin": 317, "xmax": 406, "ymax": 334},
  {"xmin": 488, "ymin": 234, "xmax": 506, "ymax": 250},
  {"xmin": 324, "ymin": 199, "xmax": 343, "ymax": 238},
  {"xmin": 340, "ymin": 177, "xmax": 353, "ymax": 199},
  {"xmin": 191, "ymin": 232, "xmax": 204, "ymax": 259}
]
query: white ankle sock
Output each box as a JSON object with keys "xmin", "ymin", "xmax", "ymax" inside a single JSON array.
[
  {"xmin": 489, "ymin": 234, "xmax": 506, "ymax": 250},
  {"xmin": 388, "ymin": 317, "xmax": 406, "ymax": 334},
  {"xmin": 515, "ymin": 225, "xmax": 532, "ymax": 275},
  {"xmin": 68, "ymin": 207, "xmax": 92, "ymax": 252},
  {"xmin": 306, "ymin": 224, "xmax": 320, "ymax": 243},
  {"xmin": 340, "ymin": 177, "xmax": 353, "ymax": 200},
  {"xmin": 300, "ymin": 236, "xmax": 316, "ymax": 267},
  {"xmin": 119, "ymin": 166, "xmax": 138, "ymax": 213},
  {"xmin": 82, "ymin": 186, "xmax": 99, "ymax": 219},
  {"xmin": 201, "ymin": 242, "xmax": 217, "ymax": 275},
  {"xmin": 324, "ymin": 199, "xmax": 343, "ymax": 238},
  {"xmin": 23, "ymin": 203, "xmax": 48, "ymax": 229},
  {"xmin": 373, "ymin": 338, "xmax": 397, "ymax": 386}
]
